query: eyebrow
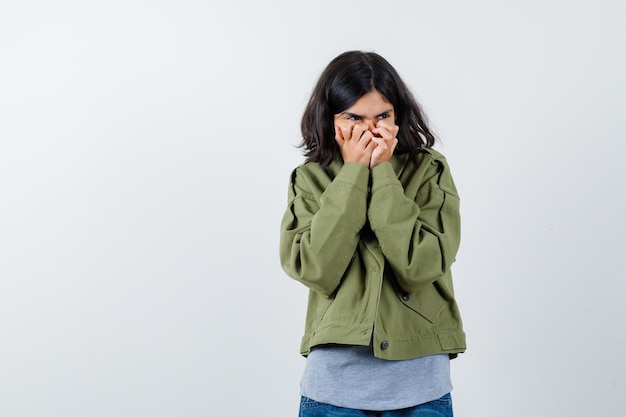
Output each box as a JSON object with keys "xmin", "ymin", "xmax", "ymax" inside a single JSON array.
[{"xmin": 340, "ymin": 110, "xmax": 393, "ymax": 118}]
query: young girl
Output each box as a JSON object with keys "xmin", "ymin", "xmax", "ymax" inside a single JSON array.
[{"xmin": 280, "ymin": 51, "xmax": 466, "ymax": 416}]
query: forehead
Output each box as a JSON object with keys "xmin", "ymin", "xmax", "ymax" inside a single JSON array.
[{"xmin": 342, "ymin": 90, "xmax": 393, "ymax": 115}]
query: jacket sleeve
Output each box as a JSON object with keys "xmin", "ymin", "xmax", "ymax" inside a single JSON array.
[
  {"xmin": 279, "ymin": 163, "xmax": 369, "ymax": 297},
  {"xmin": 367, "ymin": 156, "xmax": 461, "ymax": 293}
]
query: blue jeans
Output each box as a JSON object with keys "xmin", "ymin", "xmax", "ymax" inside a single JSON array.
[{"xmin": 299, "ymin": 393, "xmax": 453, "ymax": 417}]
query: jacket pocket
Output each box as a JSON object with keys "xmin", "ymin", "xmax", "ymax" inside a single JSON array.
[
  {"xmin": 316, "ymin": 296, "xmax": 335, "ymax": 321},
  {"xmin": 398, "ymin": 284, "xmax": 445, "ymax": 323}
]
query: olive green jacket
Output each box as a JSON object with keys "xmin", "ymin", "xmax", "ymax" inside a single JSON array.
[{"xmin": 279, "ymin": 148, "xmax": 466, "ymax": 360}]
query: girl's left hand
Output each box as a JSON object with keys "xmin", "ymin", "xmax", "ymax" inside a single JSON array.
[{"xmin": 370, "ymin": 121, "xmax": 399, "ymax": 168}]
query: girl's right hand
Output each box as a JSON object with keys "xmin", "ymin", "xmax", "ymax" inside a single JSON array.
[{"xmin": 334, "ymin": 122, "xmax": 377, "ymax": 168}]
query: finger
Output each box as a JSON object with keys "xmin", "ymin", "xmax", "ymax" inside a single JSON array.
[
  {"xmin": 359, "ymin": 130, "xmax": 374, "ymax": 147},
  {"xmin": 335, "ymin": 119, "xmax": 354, "ymax": 141},
  {"xmin": 373, "ymin": 122, "xmax": 395, "ymax": 139},
  {"xmin": 371, "ymin": 127, "xmax": 389, "ymax": 140},
  {"xmin": 365, "ymin": 137, "xmax": 378, "ymax": 152},
  {"xmin": 390, "ymin": 138, "xmax": 399, "ymax": 153},
  {"xmin": 335, "ymin": 126, "xmax": 345, "ymax": 146},
  {"xmin": 351, "ymin": 123, "xmax": 370, "ymax": 141},
  {"xmin": 374, "ymin": 123, "xmax": 399, "ymax": 144},
  {"xmin": 372, "ymin": 125, "xmax": 392, "ymax": 140},
  {"xmin": 340, "ymin": 124, "xmax": 353, "ymax": 143},
  {"xmin": 377, "ymin": 120, "xmax": 399, "ymax": 133},
  {"xmin": 371, "ymin": 136, "xmax": 387, "ymax": 149}
]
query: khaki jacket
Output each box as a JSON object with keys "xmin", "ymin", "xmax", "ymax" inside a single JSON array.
[{"xmin": 279, "ymin": 148, "xmax": 466, "ymax": 360}]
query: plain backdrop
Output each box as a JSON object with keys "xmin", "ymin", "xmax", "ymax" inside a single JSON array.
[{"xmin": 1, "ymin": 1, "xmax": 625, "ymax": 416}]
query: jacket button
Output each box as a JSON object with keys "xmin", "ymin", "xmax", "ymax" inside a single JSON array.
[
  {"xmin": 381, "ymin": 341, "xmax": 389, "ymax": 350},
  {"xmin": 402, "ymin": 292, "xmax": 410, "ymax": 301}
]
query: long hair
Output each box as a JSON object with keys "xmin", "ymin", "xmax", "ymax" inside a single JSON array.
[{"xmin": 300, "ymin": 51, "xmax": 436, "ymax": 168}]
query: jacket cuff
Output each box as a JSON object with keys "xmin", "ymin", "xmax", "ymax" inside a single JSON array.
[
  {"xmin": 335, "ymin": 162, "xmax": 370, "ymax": 194},
  {"xmin": 370, "ymin": 162, "xmax": 399, "ymax": 191}
]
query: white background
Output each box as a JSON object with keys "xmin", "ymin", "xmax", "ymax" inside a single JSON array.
[{"xmin": 1, "ymin": 1, "xmax": 625, "ymax": 416}]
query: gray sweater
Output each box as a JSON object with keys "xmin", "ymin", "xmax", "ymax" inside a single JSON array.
[{"xmin": 300, "ymin": 344, "xmax": 452, "ymax": 411}]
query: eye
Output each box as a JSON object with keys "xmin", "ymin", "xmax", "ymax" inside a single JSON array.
[
  {"xmin": 347, "ymin": 115, "xmax": 361, "ymax": 121},
  {"xmin": 378, "ymin": 112, "xmax": 390, "ymax": 119}
]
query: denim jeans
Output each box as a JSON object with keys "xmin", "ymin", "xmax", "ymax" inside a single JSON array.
[{"xmin": 299, "ymin": 393, "xmax": 453, "ymax": 417}]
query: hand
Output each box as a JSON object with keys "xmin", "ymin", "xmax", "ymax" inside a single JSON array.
[
  {"xmin": 334, "ymin": 122, "xmax": 377, "ymax": 168},
  {"xmin": 369, "ymin": 120, "xmax": 399, "ymax": 168}
]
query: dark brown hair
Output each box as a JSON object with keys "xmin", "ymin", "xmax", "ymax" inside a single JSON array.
[{"xmin": 300, "ymin": 51, "xmax": 436, "ymax": 168}]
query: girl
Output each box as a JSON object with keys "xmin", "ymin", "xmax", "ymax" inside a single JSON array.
[{"xmin": 280, "ymin": 51, "xmax": 466, "ymax": 417}]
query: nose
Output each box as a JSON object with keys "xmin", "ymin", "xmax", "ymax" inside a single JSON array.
[{"xmin": 363, "ymin": 119, "xmax": 376, "ymax": 131}]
